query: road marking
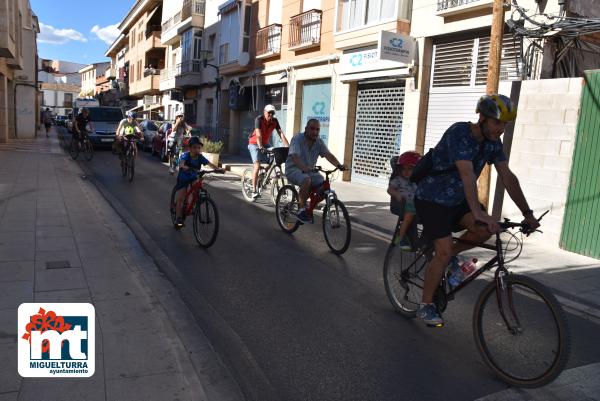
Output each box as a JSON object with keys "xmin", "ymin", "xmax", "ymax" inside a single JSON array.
[{"xmin": 476, "ymin": 363, "xmax": 600, "ymax": 401}]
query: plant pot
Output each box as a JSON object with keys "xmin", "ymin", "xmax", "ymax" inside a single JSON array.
[{"xmin": 203, "ymin": 152, "xmax": 220, "ymax": 166}]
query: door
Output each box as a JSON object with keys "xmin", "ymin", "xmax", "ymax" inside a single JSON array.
[
  {"xmin": 351, "ymin": 82, "xmax": 405, "ymax": 188},
  {"xmin": 560, "ymin": 70, "xmax": 600, "ymax": 258}
]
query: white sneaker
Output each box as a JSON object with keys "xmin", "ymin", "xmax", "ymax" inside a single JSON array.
[
  {"xmin": 251, "ymin": 191, "xmax": 259, "ymax": 200},
  {"xmin": 169, "ymin": 166, "xmax": 175, "ymax": 175}
]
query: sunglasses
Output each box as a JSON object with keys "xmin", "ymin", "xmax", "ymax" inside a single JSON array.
[{"xmin": 267, "ymin": 111, "xmax": 275, "ymax": 115}]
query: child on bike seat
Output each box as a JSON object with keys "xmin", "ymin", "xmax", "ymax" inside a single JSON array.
[
  {"xmin": 388, "ymin": 151, "xmax": 421, "ymax": 250},
  {"xmin": 174, "ymin": 136, "xmax": 222, "ymax": 227}
]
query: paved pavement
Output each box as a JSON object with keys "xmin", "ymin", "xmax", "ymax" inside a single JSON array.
[
  {"xmin": 0, "ymin": 129, "xmax": 242, "ymax": 401},
  {"xmin": 221, "ymin": 154, "xmax": 600, "ymax": 318}
]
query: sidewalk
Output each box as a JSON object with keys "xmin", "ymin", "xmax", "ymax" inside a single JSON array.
[
  {"xmin": 0, "ymin": 131, "xmax": 242, "ymax": 401},
  {"xmin": 221, "ymin": 154, "xmax": 600, "ymax": 315}
]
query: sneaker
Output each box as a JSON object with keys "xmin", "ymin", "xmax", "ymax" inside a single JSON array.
[
  {"xmin": 398, "ymin": 236, "xmax": 412, "ymax": 251},
  {"xmin": 417, "ymin": 304, "xmax": 444, "ymax": 327},
  {"xmin": 251, "ymin": 191, "xmax": 259, "ymax": 200},
  {"xmin": 175, "ymin": 217, "xmax": 184, "ymax": 228},
  {"xmin": 297, "ymin": 209, "xmax": 312, "ymax": 224},
  {"xmin": 169, "ymin": 165, "xmax": 175, "ymax": 175}
]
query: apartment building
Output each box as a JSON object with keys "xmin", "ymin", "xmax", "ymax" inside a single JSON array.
[
  {"xmin": 105, "ymin": 34, "xmax": 136, "ymax": 110},
  {"xmin": 40, "ymin": 82, "xmax": 79, "ymax": 117},
  {"xmin": 0, "ymin": 0, "xmax": 40, "ymax": 142},
  {"xmin": 160, "ymin": 0, "xmax": 207, "ymax": 123},
  {"xmin": 39, "ymin": 59, "xmax": 86, "ymax": 86},
  {"xmin": 118, "ymin": 0, "xmax": 166, "ymax": 119},
  {"xmin": 79, "ymin": 62, "xmax": 111, "ymax": 98}
]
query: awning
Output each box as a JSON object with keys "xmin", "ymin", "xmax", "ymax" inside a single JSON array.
[
  {"xmin": 339, "ymin": 67, "xmax": 413, "ymax": 83},
  {"xmin": 218, "ymin": 0, "xmax": 239, "ymax": 15},
  {"xmin": 127, "ymin": 105, "xmax": 143, "ymax": 113},
  {"xmin": 146, "ymin": 104, "xmax": 164, "ymax": 111}
]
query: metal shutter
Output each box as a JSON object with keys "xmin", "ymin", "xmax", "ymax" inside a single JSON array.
[{"xmin": 351, "ymin": 83, "xmax": 405, "ymax": 188}]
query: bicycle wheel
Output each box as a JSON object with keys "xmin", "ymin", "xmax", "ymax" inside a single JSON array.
[
  {"xmin": 170, "ymin": 186, "xmax": 178, "ymax": 227},
  {"xmin": 383, "ymin": 245, "xmax": 429, "ymax": 317},
  {"xmin": 275, "ymin": 185, "xmax": 300, "ymax": 234},
  {"xmin": 270, "ymin": 172, "xmax": 287, "ymax": 206},
  {"xmin": 322, "ymin": 199, "xmax": 351, "ymax": 255},
  {"xmin": 473, "ymin": 274, "xmax": 570, "ymax": 388},
  {"xmin": 127, "ymin": 154, "xmax": 135, "ymax": 182},
  {"xmin": 69, "ymin": 139, "xmax": 79, "ymax": 160},
  {"xmin": 193, "ymin": 197, "xmax": 219, "ymax": 248},
  {"xmin": 83, "ymin": 140, "xmax": 94, "ymax": 161},
  {"xmin": 241, "ymin": 168, "xmax": 255, "ymax": 202}
]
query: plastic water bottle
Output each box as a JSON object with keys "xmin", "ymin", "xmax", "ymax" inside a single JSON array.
[
  {"xmin": 460, "ymin": 258, "xmax": 478, "ymax": 280},
  {"xmin": 447, "ymin": 257, "xmax": 462, "ymax": 288}
]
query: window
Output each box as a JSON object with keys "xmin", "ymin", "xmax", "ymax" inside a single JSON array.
[
  {"xmin": 242, "ymin": 5, "xmax": 251, "ymax": 52},
  {"xmin": 268, "ymin": 0, "xmax": 282, "ymax": 24},
  {"xmin": 219, "ymin": 43, "xmax": 229, "ymax": 65},
  {"xmin": 138, "ymin": 60, "xmax": 142, "ymax": 80},
  {"xmin": 182, "ymin": 29, "xmax": 193, "ymax": 62},
  {"xmin": 336, "ymin": 0, "xmax": 397, "ymax": 31},
  {"xmin": 207, "ymin": 34, "xmax": 216, "ymax": 59},
  {"xmin": 131, "ymin": 29, "xmax": 136, "ymax": 46},
  {"xmin": 219, "ymin": 8, "xmax": 240, "ymax": 64}
]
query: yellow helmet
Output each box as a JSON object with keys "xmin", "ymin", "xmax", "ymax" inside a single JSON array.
[{"xmin": 476, "ymin": 94, "xmax": 517, "ymax": 122}]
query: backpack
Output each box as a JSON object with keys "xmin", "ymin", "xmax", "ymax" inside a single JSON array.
[
  {"xmin": 389, "ymin": 156, "xmax": 406, "ymax": 216},
  {"xmin": 409, "ymin": 142, "xmax": 487, "ymax": 183}
]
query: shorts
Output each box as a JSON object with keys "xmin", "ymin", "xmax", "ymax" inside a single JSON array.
[
  {"xmin": 175, "ymin": 176, "xmax": 195, "ymax": 191},
  {"xmin": 248, "ymin": 144, "xmax": 271, "ymax": 163},
  {"xmin": 414, "ymin": 198, "xmax": 474, "ymax": 241},
  {"xmin": 286, "ymin": 169, "xmax": 324, "ymax": 188},
  {"xmin": 405, "ymin": 199, "xmax": 416, "ymax": 215}
]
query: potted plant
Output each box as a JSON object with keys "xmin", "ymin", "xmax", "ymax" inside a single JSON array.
[{"xmin": 202, "ymin": 138, "xmax": 224, "ymax": 166}]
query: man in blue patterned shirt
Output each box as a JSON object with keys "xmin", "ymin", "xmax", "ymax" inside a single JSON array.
[{"xmin": 415, "ymin": 94, "xmax": 541, "ymax": 327}]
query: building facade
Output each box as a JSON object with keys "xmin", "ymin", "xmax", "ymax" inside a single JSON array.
[
  {"xmin": 79, "ymin": 62, "xmax": 111, "ymax": 98},
  {"xmin": 40, "ymin": 82, "xmax": 79, "ymax": 117},
  {"xmin": 1, "ymin": 0, "xmax": 39, "ymax": 142}
]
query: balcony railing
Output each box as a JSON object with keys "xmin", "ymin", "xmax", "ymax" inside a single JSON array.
[
  {"xmin": 162, "ymin": 11, "xmax": 181, "ymax": 33},
  {"xmin": 256, "ymin": 24, "xmax": 282, "ymax": 58},
  {"xmin": 437, "ymin": 0, "xmax": 483, "ymax": 11},
  {"xmin": 182, "ymin": 0, "xmax": 206, "ymax": 20},
  {"xmin": 160, "ymin": 60, "xmax": 202, "ymax": 81},
  {"xmin": 289, "ymin": 9, "xmax": 322, "ymax": 50},
  {"xmin": 144, "ymin": 67, "xmax": 161, "ymax": 77},
  {"xmin": 146, "ymin": 25, "xmax": 162, "ymax": 37}
]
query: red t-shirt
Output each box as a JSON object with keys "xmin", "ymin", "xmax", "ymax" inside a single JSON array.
[{"xmin": 248, "ymin": 115, "xmax": 281, "ymax": 145}]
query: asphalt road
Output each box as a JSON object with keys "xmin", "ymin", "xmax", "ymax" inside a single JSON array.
[{"xmin": 59, "ymin": 129, "xmax": 600, "ymax": 401}]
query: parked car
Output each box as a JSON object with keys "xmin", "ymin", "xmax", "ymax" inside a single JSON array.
[
  {"xmin": 152, "ymin": 122, "xmax": 172, "ymax": 162},
  {"xmin": 139, "ymin": 120, "xmax": 159, "ymax": 152},
  {"xmin": 55, "ymin": 116, "xmax": 68, "ymax": 126}
]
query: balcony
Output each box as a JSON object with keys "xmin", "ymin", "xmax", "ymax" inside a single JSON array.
[
  {"xmin": 256, "ymin": 24, "xmax": 282, "ymax": 59},
  {"xmin": 289, "ymin": 9, "xmax": 322, "ymax": 51},
  {"xmin": 160, "ymin": 60, "xmax": 202, "ymax": 90},
  {"xmin": 162, "ymin": 12, "xmax": 181, "ymax": 34},
  {"xmin": 129, "ymin": 74, "xmax": 161, "ymax": 97},
  {"xmin": 181, "ymin": 0, "xmax": 205, "ymax": 20},
  {"xmin": 145, "ymin": 25, "xmax": 162, "ymax": 37},
  {"xmin": 436, "ymin": 0, "xmax": 494, "ymax": 17},
  {"xmin": 144, "ymin": 30, "xmax": 163, "ymax": 50},
  {"xmin": 144, "ymin": 67, "xmax": 161, "ymax": 77}
]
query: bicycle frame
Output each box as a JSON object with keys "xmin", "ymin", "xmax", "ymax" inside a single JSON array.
[
  {"xmin": 257, "ymin": 154, "xmax": 280, "ymax": 191},
  {"xmin": 182, "ymin": 178, "xmax": 207, "ymax": 217},
  {"xmin": 305, "ymin": 172, "xmax": 338, "ymax": 217}
]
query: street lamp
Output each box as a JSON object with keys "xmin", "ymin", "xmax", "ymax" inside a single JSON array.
[{"xmin": 198, "ymin": 50, "xmax": 222, "ymax": 142}]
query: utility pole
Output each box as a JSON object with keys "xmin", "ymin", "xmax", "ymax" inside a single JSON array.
[{"xmin": 478, "ymin": 0, "xmax": 505, "ymax": 208}]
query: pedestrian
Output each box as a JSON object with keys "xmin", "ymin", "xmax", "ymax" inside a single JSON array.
[{"xmin": 43, "ymin": 108, "xmax": 53, "ymax": 138}]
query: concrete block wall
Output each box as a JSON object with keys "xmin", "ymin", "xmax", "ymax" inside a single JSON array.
[{"xmin": 501, "ymin": 77, "xmax": 583, "ymax": 247}]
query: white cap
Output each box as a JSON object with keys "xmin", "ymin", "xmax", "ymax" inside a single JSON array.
[
  {"xmin": 175, "ymin": 110, "xmax": 184, "ymax": 117},
  {"xmin": 264, "ymin": 104, "xmax": 276, "ymax": 113}
]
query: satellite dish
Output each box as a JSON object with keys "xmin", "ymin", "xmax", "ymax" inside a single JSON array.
[{"xmin": 238, "ymin": 52, "xmax": 250, "ymax": 67}]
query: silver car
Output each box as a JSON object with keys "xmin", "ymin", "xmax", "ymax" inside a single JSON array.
[{"xmin": 140, "ymin": 120, "xmax": 159, "ymax": 152}]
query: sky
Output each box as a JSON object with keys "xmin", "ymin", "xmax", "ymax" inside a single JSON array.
[{"xmin": 31, "ymin": 0, "xmax": 136, "ymax": 65}]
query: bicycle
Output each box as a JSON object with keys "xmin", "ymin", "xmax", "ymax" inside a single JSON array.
[
  {"xmin": 120, "ymin": 135, "xmax": 139, "ymax": 182},
  {"xmin": 69, "ymin": 131, "xmax": 93, "ymax": 161},
  {"xmin": 168, "ymin": 134, "xmax": 190, "ymax": 175},
  {"xmin": 241, "ymin": 147, "xmax": 288, "ymax": 205},
  {"xmin": 383, "ymin": 211, "xmax": 570, "ymax": 388},
  {"xmin": 169, "ymin": 169, "xmax": 222, "ymax": 248},
  {"xmin": 275, "ymin": 166, "xmax": 351, "ymax": 255}
]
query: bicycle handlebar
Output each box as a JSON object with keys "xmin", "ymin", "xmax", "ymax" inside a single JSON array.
[
  {"xmin": 499, "ymin": 210, "xmax": 549, "ymax": 235},
  {"xmin": 312, "ymin": 165, "xmax": 347, "ymax": 174}
]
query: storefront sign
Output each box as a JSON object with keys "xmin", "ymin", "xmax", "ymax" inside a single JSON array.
[
  {"xmin": 301, "ymin": 80, "xmax": 331, "ymax": 145},
  {"xmin": 378, "ymin": 31, "xmax": 416, "ymax": 64}
]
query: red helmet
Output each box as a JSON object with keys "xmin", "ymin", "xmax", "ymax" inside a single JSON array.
[{"xmin": 397, "ymin": 151, "xmax": 421, "ymax": 167}]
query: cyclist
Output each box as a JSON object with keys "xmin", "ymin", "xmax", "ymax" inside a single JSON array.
[
  {"xmin": 248, "ymin": 104, "xmax": 289, "ymax": 199},
  {"xmin": 169, "ymin": 111, "xmax": 192, "ymax": 174},
  {"xmin": 285, "ymin": 118, "xmax": 346, "ymax": 224},
  {"xmin": 388, "ymin": 151, "xmax": 421, "ymax": 250},
  {"xmin": 73, "ymin": 107, "xmax": 91, "ymax": 148},
  {"xmin": 115, "ymin": 111, "xmax": 142, "ymax": 158},
  {"xmin": 174, "ymin": 136, "xmax": 223, "ymax": 227},
  {"xmin": 414, "ymin": 94, "xmax": 540, "ymax": 327}
]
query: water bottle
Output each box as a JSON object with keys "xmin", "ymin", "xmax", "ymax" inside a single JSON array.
[
  {"xmin": 459, "ymin": 258, "xmax": 478, "ymax": 280},
  {"xmin": 447, "ymin": 257, "xmax": 462, "ymax": 288}
]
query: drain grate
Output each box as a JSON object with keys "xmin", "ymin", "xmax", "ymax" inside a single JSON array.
[{"xmin": 45, "ymin": 260, "xmax": 72, "ymax": 269}]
